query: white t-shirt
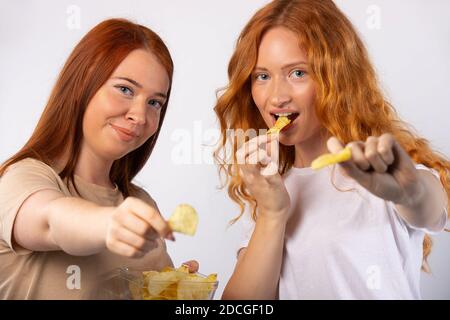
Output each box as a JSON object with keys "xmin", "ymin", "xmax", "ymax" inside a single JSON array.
[{"xmin": 239, "ymin": 164, "xmax": 448, "ymax": 300}]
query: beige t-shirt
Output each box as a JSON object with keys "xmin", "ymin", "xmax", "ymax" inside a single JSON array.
[{"xmin": 0, "ymin": 158, "xmax": 173, "ymax": 299}]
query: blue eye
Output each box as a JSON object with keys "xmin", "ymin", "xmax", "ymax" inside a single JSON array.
[
  {"xmin": 291, "ymin": 70, "xmax": 306, "ymax": 78},
  {"xmin": 148, "ymin": 99, "xmax": 163, "ymax": 109},
  {"xmin": 255, "ymin": 73, "xmax": 269, "ymax": 81},
  {"xmin": 116, "ymin": 85, "xmax": 134, "ymax": 96}
]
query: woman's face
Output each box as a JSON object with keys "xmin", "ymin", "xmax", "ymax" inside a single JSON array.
[
  {"xmin": 251, "ymin": 27, "xmax": 322, "ymax": 146},
  {"xmin": 82, "ymin": 49, "xmax": 170, "ymax": 160}
]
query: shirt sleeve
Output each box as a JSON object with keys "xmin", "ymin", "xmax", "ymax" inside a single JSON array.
[
  {"xmin": 132, "ymin": 186, "xmax": 161, "ymax": 212},
  {"xmin": 393, "ymin": 164, "xmax": 448, "ymax": 235},
  {"xmin": 0, "ymin": 159, "xmax": 63, "ymax": 254}
]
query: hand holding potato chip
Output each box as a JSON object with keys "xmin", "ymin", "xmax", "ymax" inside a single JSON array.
[{"xmin": 311, "ymin": 146, "xmax": 352, "ymax": 170}]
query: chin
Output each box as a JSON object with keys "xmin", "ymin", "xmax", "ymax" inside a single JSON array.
[
  {"xmin": 102, "ymin": 147, "xmax": 132, "ymax": 160},
  {"xmin": 279, "ymin": 131, "xmax": 304, "ymax": 146}
]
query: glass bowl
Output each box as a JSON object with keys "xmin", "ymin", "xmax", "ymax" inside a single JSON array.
[{"xmin": 100, "ymin": 267, "xmax": 219, "ymax": 300}]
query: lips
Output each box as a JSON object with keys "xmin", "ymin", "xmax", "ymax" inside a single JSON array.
[{"xmin": 110, "ymin": 123, "xmax": 139, "ymax": 142}]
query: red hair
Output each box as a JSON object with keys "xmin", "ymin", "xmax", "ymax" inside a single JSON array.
[
  {"xmin": 0, "ymin": 18, "xmax": 174, "ymax": 197},
  {"xmin": 214, "ymin": 0, "xmax": 449, "ymax": 270}
]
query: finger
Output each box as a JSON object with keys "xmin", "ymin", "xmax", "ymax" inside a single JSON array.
[
  {"xmin": 260, "ymin": 160, "xmax": 279, "ymax": 177},
  {"xmin": 108, "ymin": 240, "xmax": 146, "ymax": 258},
  {"xmin": 377, "ymin": 133, "xmax": 395, "ymax": 166},
  {"xmin": 326, "ymin": 136, "xmax": 345, "ymax": 153},
  {"xmin": 327, "ymin": 137, "xmax": 368, "ymax": 180},
  {"xmin": 266, "ymin": 134, "xmax": 280, "ymax": 162},
  {"xmin": 236, "ymin": 134, "xmax": 276, "ymax": 164},
  {"xmin": 247, "ymin": 149, "xmax": 271, "ymax": 166},
  {"xmin": 392, "ymin": 138, "xmax": 416, "ymax": 172},
  {"xmin": 245, "ymin": 149, "xmax": 280, "ymax": 176},
  {"xmin": 182, "ymin": 260, "xmax": 200, "ymax": 273},
  {"xmin": 123, "ymin": 197, "xmax": 174, "ymax": 240},
  {"xmin": 114, "ymin": 226, "xmax": 158, "ymax": 252},
  {"xmin": 346, "ymin": 141, "xmax": 370, "ymax": 171},
  {"xmin": 116, "ymin": 209, "xmax": 155, "ymax": 238},
  {"xmin": 365, "ymin": 136, "xmax": 388, "ymax": 173},
  {"xmin": 241, "ymin": 148, "xmax": 272, "ymax": 178}
]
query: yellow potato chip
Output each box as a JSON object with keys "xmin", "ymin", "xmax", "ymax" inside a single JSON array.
[
  {"xmin": 311, "ymin": 147, "xmax": 352, "ymax": 170},
  {"xmin": 168, "ymin": 204, "xmax": 199, "ymax": 236},
  {"xmin": 267, "ymin": 116, "xmax": 291, "ymax": 135},
  {"xmin": 145, "ymin": 270, "xmax": 179, "ymax": 296},
  {"xmin": 206, "ymin": 273, "xmax": 218, "ymax": 282},
  {"xmin": 177, "ymin": 273, "xmax": 218, "ymax": 300},
  {"xmin": 139, "ymin": 265, "xmax": 218, "ymax": 300},
  {"xmin": 159, "ymin": 282, "xmax": 178, "ymax": 300},
  {"xmin": 176, "ymin": 265, "xmax": 190, "ymax": 274}
]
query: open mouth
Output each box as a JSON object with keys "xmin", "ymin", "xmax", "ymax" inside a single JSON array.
[{"xmin": 270, "ymin": 112, "xmax": 300, "ymax": 122}]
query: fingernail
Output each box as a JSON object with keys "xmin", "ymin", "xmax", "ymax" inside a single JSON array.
[{"xmin": 166, "ymin": 232, "xmax": 176, "ymax": 241}]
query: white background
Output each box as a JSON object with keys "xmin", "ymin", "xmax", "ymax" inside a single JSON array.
[{"xmin": 0, "ymin": 0, "xmax": 449, "ymax": 299}]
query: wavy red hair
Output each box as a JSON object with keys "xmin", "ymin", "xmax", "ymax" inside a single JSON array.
[
  {"xmin": 214, "ymin": 0, "xmax": 449, "ymax": 270},
  {"xmin": 0, "ymin": 18, "xmax": 173, "ymax": 197}
]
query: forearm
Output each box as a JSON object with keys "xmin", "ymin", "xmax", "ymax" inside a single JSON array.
[
  {"xmin": 46, "ymin": 197, "xmax": 112, "ymax": 256},
  {"xmin": 395, "ymin": 170, "xmax": 447, "ymax": 229},
  {"xmin": 223, "ymin": 215, "xmax": 286, "ymax": 300}
]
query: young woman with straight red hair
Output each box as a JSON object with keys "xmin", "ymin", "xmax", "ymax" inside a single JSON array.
[
  {"xmin": 0, "ymin": 19, "xmax": 198, "ymax": 299},
  {"xmin": 215, "ymin": 0, "xmax": 449, "ymax": 299}
]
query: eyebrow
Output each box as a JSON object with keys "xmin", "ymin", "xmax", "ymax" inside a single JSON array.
[
  {"xmin": 113, "ymin": 77, "xmax": 168, "ymax": 99},
  {"xmin": 254, "ymin": 61, "xmax": 308, "ymax": 71}
]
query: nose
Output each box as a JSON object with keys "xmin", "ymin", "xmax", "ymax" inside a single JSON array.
[
  {"xmin": 269, "ymin": 78, "xmax": 291, "ymax": 108},
  {"xmin": 126, "ymin": 100, "xmax": 147, "ymax": 125}
]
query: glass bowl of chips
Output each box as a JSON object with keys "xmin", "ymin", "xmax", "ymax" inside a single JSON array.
[{"xmin": 105, "ymin": 265, "xmax": 218, "ymax": 300}]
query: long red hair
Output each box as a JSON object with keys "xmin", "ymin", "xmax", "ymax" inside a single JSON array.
[
  {"xmin": 214, "ymin": 0, "xmax": 449, "ymax": 270},
  {"xmin": 0, "ymin": 18, "xmax": 173, "ymax": 197}
]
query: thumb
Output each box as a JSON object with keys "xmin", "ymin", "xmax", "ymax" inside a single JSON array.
[
  {"xmin": 260, "ymin": 159, "xmax": 278, "ymax": 177},
  {"xmin": 392, "ymin": 139, "xmax": 415, "ymax": 172}
]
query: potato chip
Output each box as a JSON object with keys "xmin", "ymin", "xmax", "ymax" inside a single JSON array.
[
  {"xmin": 267, "ymin": 116, "xmax": 291, "ymax": 135},
  {"xmin": 145, "ymin": 270, "xmax": 179, "ymax": 296},
  {"xmin": 139, "ymin": 265, "xmax": 218, "ymax": 300},
  {"xmin": 177, "ymin": 273, "xmax": 217, "ymax": 300},
  {"xmin": 311, "ymin": 146, "xmax": 352, "ymax": 170},
  {"xmin": 159, "ymin": 282, "xmax": 178, "ymax": 300},
  {"xmin": 168, "ymin": 204, "xmax": 199, "ymax": 236},
  {"xmin": 143, "ymin": 265, "xmax": 193, "ymax": 298}
]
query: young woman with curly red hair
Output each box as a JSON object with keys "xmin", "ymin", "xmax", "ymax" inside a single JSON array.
[{"xmin": 215, "ymin": 0, "xmax": 449, "ymax": 299}]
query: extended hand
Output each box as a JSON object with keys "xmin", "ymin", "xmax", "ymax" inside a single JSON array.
[{"xmin": 327, "ymin": 133, "xmax": 425, "ymax": 206}]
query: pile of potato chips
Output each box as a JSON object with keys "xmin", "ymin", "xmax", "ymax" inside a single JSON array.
[{"xmin": 130, "ymin": 265, "xmax": 218, "ymax": 300}]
